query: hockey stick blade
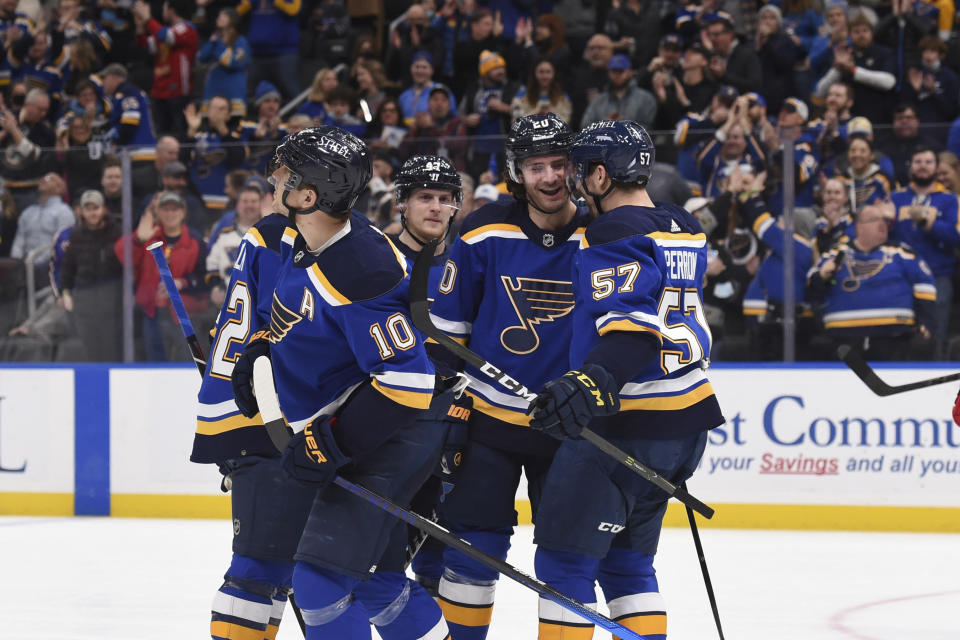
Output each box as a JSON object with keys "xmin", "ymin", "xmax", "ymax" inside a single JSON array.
[
  {"xmin": 148, "ymin": 241, "xmax": 206, "ymax": 375},
  {"xmin": 252, "ymin": 357, "xmax": 294, "ymax": 452},
  {"xmin": 837, "ymin": 345, "xmax": 960, "ymax": 396},
  {"xmin": 253, "ymin": 354, "xmax": 647, "ymax": 639},
  {"xmin": 411, "ymin": 240, "xmax": 714, "ymax": 519}
]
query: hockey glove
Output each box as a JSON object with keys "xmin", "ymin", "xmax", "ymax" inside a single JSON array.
[
  {"xmin": 437, "ymin": 394, "xmax": 472, "ymax": 499},
  {"xmin": 231, "ymin": 330, "xmax": 271, "ymax": 418},
  {"xmin": 281, "ymin": 417, "xmax": 350, "ymax": 488},
  {"xmin": 528, "ymin": 364, "xmax": 620, "ymax": 440},
  {"xmin": 952, "ymin": 391, "xmax": 960, "ymax": 427}
]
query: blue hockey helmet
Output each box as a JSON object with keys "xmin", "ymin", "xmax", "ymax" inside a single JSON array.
[
  {"xmin": 272, "ymin": 126, "xmax": 372, "ymax": 216},
  {"xmin": 569, "ymin": 120, "xmax": 655, "ymax": 214},
  {"xmin": 504, "ymin": 113, "xmax": 573, "ymax": 183}
]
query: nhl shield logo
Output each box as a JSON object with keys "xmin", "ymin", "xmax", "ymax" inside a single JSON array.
[
  {"xmin": 233, "ymin": 518, "xmax": 241, "ymax": 536},
  {"xmin": 542, "ymin": 233, "xmax": 555, "ymax": 248},
  {"xmin": 295, "ymin": 250, "xmax": 305, "ymax": 263}
]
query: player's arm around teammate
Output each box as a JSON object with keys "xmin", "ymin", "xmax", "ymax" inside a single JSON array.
[{"xmin": 530, "ymin": 121, "xmax": 724, "ymax": 640}]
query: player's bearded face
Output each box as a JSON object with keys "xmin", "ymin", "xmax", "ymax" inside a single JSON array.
[{"xmin": 520, "ymin": 154, "xmax": 570, "ymax": 214}]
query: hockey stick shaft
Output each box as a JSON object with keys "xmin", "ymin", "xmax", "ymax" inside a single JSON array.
[
  {"xmin": 251, "ymin": 359, "xmax": 648, "ymax": 640},
  {"xmin": 147, "ymin": 241, "xmax": 206, "ymax": 375},
  {"xmin": 837, "ymin": 345, "xmax": 960, "ymax": 396},
  {"xmin": 683, "ymin": 484, "xmax": 725, "ymax": 640},
  {"xmin": 409, "ymin": 240, "xmax": 714, "ymax": 519}
]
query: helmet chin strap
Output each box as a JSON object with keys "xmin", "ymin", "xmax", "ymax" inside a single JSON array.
[
  {"xmin": 281, "ymin": 189, "xmax": 344, "ymax": 218},
  {"xmin": 581, "ymin": 180, "xmax": 616, "ymax": 216}
]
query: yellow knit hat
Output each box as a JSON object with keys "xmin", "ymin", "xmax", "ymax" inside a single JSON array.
[{"xmin": 478, "ymin": 50, "xmax": 506, "ymax": 76}]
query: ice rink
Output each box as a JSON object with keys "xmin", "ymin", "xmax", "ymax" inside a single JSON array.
[{"xmin": 3, "ymin": 516, "xmax": 959, "ymax": 639}]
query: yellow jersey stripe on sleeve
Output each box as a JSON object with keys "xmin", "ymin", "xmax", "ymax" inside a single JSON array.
[{"xmin": 371, "ymin": 379, "xmax": 433, "ymax": 409}]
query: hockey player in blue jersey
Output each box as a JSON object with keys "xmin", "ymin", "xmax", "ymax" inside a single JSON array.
[
  {"xmin": 529, "ymin": 120, "xmax": 725, "ymax": 639},
  {"xmin": 386, "ymin": 155, "xmax": 472, "ymax": 595},
  {"xmin": 230, "ymin": 127, "xmax": 449, "ymax": 640},
  {"xmin": 193, "ymin": 185, "xmax": 316, "ymax": 640},
  {"xmin": 427, "ymin": 113, "xmax": 589, "ymax": 640}
]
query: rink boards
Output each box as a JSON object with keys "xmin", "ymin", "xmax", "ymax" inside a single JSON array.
[{"xmin": 1, "ymin": 362, "xmax": 959, "ymax": 531}]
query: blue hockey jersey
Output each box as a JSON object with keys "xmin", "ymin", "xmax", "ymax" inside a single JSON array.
[
  {"xmin": 809, "ymin": 243, "xmax": 937, "ymax": 336},
  {"xmin": 428, "ymin": 201, "xmax": 588, "ymax": 452},
  {"xmin": 192, "ymin": 212, "xmax": 287, "ymax": 463},
  {"xmin": 889, "ymin": 184, "xmax": 960, "ymax": 277},
  {"xmin": 571, "ymin": 202, "xmax": 724, "ymax": 438},
  {"xmin": 270, "ymin": 212, "xmax": 436, "ymax": 432}
]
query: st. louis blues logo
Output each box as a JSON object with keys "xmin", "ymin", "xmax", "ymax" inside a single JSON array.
[
  {"xmin": 269, "ymin": 292, "xmax": 303, "ymax": 343},
  {"xmin": 499, "ymin": 276, "xmax": 575, "ymax": 354}
]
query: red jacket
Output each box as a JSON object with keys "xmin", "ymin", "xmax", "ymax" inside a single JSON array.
[
  {"xmin": 115, "ymin": 225, "xmax": 207, "ymax": 318},
  {"xmin": 138, "ymin": 19, "xmax": 198, "ymax": 99}
]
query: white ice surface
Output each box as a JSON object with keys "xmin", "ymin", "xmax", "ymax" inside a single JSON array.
[{"xmin": 3, "ymin": 517, "xmax": 959, "ymax": 639}]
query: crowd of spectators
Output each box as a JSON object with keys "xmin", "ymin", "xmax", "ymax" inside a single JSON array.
[{"xmin": 2, "ymin": 0, "xmax": 960, "ymax": 363}]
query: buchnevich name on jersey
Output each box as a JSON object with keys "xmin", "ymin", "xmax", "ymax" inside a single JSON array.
[
  {"xmin": 270, "ymin": 212, "xmax": 436, "ymax": 431},
  {"xmin": 428, "ymin": 200, "xmax": 588, "ymax": 428},
  {"xmin": 192, "ymin": 213, "xmax": 288, "ymax": 464},
  {"xmin": 573, "ymin": 202, "xmax": 724, "ymax": 439}
]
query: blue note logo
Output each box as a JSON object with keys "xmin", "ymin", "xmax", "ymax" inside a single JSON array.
[
  {"xmin": 268, "ymin": 292, "xmax": 304, "ymax": 344},
  {"xmin": 499, "ymin": 276, "xmax": 575, "ymax": 354}
]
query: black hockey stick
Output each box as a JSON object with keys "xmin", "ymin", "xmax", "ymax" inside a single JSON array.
[
  {"xmin": 148, "ymin": 241, "xmax": 206, "ymax": 375},
  {"xmin": 251, "ymin": 359, "xmax": 649, "ymax": 640},
  {"xmin": 837, "ymin": 344, "xmax": 960, "ymax": 396},
  {"xmin": 683, "ymin": 484, "xmax": 725, "ymax": 640},
  {"xmin": 150, "ymin": 266, "xmax": 308, "ymax": 639},
  {"xmin": 409, "ymin": 239, "xmax": 714, "ymax": 519}
]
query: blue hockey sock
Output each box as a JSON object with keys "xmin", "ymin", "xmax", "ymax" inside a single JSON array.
[
  {"xmin": 291, "ymin": 562, "xmax": 370, "ymax": 640},
  {"xmin": 356, "ymin": 572, "xmax": 449, "ymax": 640},
  {"xmin": 438, "ymin": 529, "xmax": 510, "ymax": 640},
  {"xmin": 534, "ymin": 547, "xmax": 601, "ymax": 639},
  {"xmin": 598, "ymin": 548, "xmax": 666, "ymax": 640},
  {"xmin": 211, "ymin": 554, "xmax": 293, "ymax": 640}
]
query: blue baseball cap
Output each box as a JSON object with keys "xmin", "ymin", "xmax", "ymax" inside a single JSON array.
[
  {"xmin": 412, "ymin": 50, "xmax": 434, "ymax": 67},
  {"xmin": 661, "ymin": 33, "xmax": 684, "ymax": 50},
  {"xmin": 609, "ymin": 54, "xmax": 632, "ymax": 71}
]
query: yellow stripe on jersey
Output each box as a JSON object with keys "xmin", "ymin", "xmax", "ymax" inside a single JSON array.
[
  {"xmin": 616, "ymin": 612, "xmax": 668, "ymax": 636},
  {"xmin": 645, "ymin": 231, "xmax": 707, "ymax": 244},
  {"xmin": 196, "ymin": 412, "xmax": 263, "ymax": 435},
  {"xmin": 210, "ymin": 620, "xmax": 265, "ymax": 640},
  {"xmin": 282, "ymin": 227, "xmax": 298, "ymax": 245},
  {"xmin": 264, "ymin": 622, "xmax": 280, "ymax": 640},
  {"xmin": 438, "ymin": 599, "xmax": 494, "ymax": 627},
  {"xmin": 579, "ymin": 235, "xmax": 591, "ymax": 249},
  {"xmin": 824, "ymin": 317, "xmax": 915, "ymax": 329},
  {"xmin": 380, "ymin": 231, "xmax": 411, "ymax": 275},
  {"xmin": 598, "ymin": 320, "xmax": 663, "ymax": 340},
  {"xmin": 461, "ymin": 223, "xmax": 524, "ymax": 242},
  {"xmin": 465, "ymin": 390, "xmax": 531, "ymax": 426},
  {"xmin": 309, "ymin": 264, "xmax": 351, "ymax": 305},
  {"xmin": 914, "ymin": 291, "xmax": 937, "ymax": 301},
  {"xmin": 620, "ymin": 382, "xmax": 715, "ymax": 412},
  {"xmin": 371, "ymin": 379, "xmax": 433, "ymax": 409},
  {"xmin": 246, "ymin": 227, "xmax": 265, "ymax": 248},
  {"xmin": 538, "ymin": 621, "xmax": 595, "ymax": 640}
]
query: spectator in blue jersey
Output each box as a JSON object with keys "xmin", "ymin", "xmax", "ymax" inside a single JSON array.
[
  {"xmin": 705, "ymin": 12, "xmax": 763, "ymax": 93},
  {"xmin": 296, "ymin": 68, "xmax": 338, "ymax": 123},
  {"xmin": 765, "ymin": 97, "xmax": 819, "ymax": 215},
  {"xmin": 184, "ymin": 95, "xmax": 245, "ymax": 216},
  {"xmin": 813, "ymin": 13, "xmax": 896, "ymax": 126},
  {"xmin": 889, "ymin": 147, "xmax": 960, "ymax": 357},
  {"xmin": 0, "ymin": 0, "xmax": 33, "ymax": 89},
  {"xmin": 673, "ymin": 84, "xmax": 738, "ymax": 181},
  {"xmin": 205, "ymin": 183, "xmax": 262, "ymax": 304},
  {"xmin": 8, "ymin": 29, "xmax": 67, "ymax": 111},
  {"xmin": 460, "ymin": 49, "xmax": 519, "ymax": 179},
  {"xmin": 236, "ymin": 0, "xmax": 300, "ymax": 101},
  {"xmin": 811, "ymin": 177, "xmax": 855, "ymax": 255},
  {"xmin": 242, "ymin": 81, "xmax": 286, "ymax": 175},
  {"xmin": 827, "ymin": 135, "xmax": 892, "ymax": 211},
  {"xmin": 580, "ymin": 54, "xmax": 657, "ymax": 130},
  {"xmin": 197, "ymin": 8, "xmax": 250, "ymax": 118},
  {"xmin": 808, "ymin": 203, "xmax": 936, "ymax": 360},
  {"xmin": 0, "ymin": 88, "xmax": 55, "ymax": 213},
  {"xmin": 207, "ymin": 170, "xmax": 257, "ymax": 248},
  {"xmin": 60, "ymin": 190, "xmax": 122, "ymax": 361},
  {"xmin": 696, "ymin": 96, "xmax": 765, "ymax": 197},
  {"xmin": 97, "ymin": 63, "xmax": 156, "ymax": 164},
  {"xmin": 900, "ymin": 36, "xmax": 958, "ymax": 134},
  {"xmin": 116, "ymin": 190, "xmax": 207, "ymax": 362}
]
